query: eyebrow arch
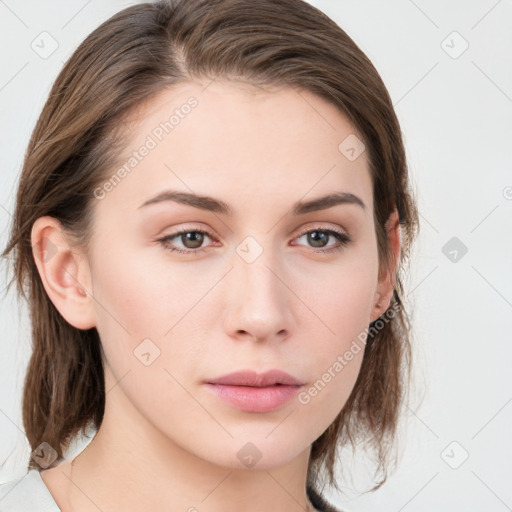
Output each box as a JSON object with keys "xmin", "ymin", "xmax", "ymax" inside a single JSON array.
[{"xmin": 138, "ymin": 190, "xmax": 366, "ymax": 215}]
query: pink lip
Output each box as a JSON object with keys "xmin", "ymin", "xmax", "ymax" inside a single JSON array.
[
  {"xmin": 204, "ymin": 383, "xmax": 302, "ymax": 413},
  {"xmin": 204, "ymin": 369, "xmax": 304, "ymax": 413}
]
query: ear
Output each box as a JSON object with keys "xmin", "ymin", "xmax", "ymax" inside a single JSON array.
[
  {"xmin": 370, "ymin": 208, "xmax": 401, "ymax": 323},
  {"xmin": 31, "ymin": 216, "xmax": 96, "ymax": 330}
]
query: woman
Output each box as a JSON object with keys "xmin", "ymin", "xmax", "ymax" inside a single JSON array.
[{"xmin": 0, "ymin": 0, "xmax": 419, "ymax": 510}]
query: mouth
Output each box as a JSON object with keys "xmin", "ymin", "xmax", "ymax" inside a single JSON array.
[
  {"xmin": 205, "ymin": 369, "xmax": 304, "ymax": 387},
  {"xmin": 204, "ymin": 382, "xmax": 303, "ymax": 413},
  {"xmin": 204, "ymin": 369, "xmax": 305, "ymax": 413}
]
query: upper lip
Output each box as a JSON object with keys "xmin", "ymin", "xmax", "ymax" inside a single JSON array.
[{"xmin": 205, "ymin": 369, "xmax": 304, "ymax": 387}]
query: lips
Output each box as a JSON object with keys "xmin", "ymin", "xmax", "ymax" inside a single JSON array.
[
  {"xmin": 205, "ymin": 369, "xmax": 304, "ymax": 387},
  {"xmin": 204, "ymin": 369, "xmax": 305, "ymax": 413}
]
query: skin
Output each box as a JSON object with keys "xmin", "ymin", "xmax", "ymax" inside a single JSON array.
[{"xmin": 32, "ymin": 80, "xmax": 400, "ymax": 512}]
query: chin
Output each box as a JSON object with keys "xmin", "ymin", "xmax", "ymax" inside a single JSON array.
[{"xmin": 198, "ymin": 435, "xmax": 309, "ymax": 472}]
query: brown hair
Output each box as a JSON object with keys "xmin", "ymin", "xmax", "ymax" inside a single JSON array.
[{"xmin": 2, "ymin": 0, "xmax": 419, "ymax": 494}]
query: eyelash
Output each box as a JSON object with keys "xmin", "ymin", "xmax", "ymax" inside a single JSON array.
[{"xmin": 157, "ymin": 226, "xmax": 352, "ymax": 255}]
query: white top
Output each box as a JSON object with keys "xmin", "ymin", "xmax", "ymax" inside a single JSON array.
[{"xmin": 0, "ymin": 469, "xmax": 61, "ymax": 512}]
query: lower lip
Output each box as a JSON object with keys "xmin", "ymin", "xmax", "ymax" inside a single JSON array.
[{"xmin": 204, "ymin": 383, "xmax": 303, "ymax": 413}]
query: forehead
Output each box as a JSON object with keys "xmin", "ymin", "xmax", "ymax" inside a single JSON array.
[{"xmin": 99, "ymin": 80, "xmax": 373, "ymax": 217}]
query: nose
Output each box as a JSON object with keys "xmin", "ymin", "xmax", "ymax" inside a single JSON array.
[{"xmin": 222, "ymin": 243, "xmax": 293, "ymax": 344}]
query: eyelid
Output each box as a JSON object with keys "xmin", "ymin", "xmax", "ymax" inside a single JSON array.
[{"xmin": 294, "ymin": 222, "xmax": 348, "ymax": 238}]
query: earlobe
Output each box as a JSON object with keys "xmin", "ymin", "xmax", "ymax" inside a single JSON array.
[
  {"xmin": 31, "ymin": 216, "xmax": 96, "ymax": 330},
  {"xmin": 370, "ymin": 208, "xmax": 401, "ymax": 323}
]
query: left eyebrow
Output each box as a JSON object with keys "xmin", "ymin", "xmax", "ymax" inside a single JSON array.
[
  {"xmin": 138, "ymin": 190, "xmax": 366, "ymax": 216},
  {"xmin": 292, "ymin": 192, "xmax": 366, "ymax": 215}
]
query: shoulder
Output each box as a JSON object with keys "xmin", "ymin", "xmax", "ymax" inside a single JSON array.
[
  {"xmin": 0, "ymin": 469, "xmax": 61, "ymax": 511},
  {"xmin": 307, "ymin": 484, "xmax": 347, "ymax": 512}
]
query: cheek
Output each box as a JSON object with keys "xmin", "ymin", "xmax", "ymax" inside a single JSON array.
[
  {"xmin": 297, "ymin": 348, "xmax": 364, "ymax": 423},
  {"xmin": 90, "ymin": 243, "xmax": 199, "ymax": 337},
  {"xmin": 297, "ymin": 246, "xmax": 378, "ymax": 346},
  {"xmin": 293, "ymin": 252, "xmax": 377, "ymax": 419},
  {"xmin": 88, "ymin": 242, "xmax": 219, "ymax": 384},
  {"xmin": 295, "ymin": 279, "xmax": 369, "ymax": 427}
]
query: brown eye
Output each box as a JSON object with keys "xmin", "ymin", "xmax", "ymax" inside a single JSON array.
[
  {"xmin": 178, "ymin": 231, "xmax": 205, "ymax": 249},
  {"xmin": 294, "ymin": 228, "xmax": 351, "ymax": 253},
  {"xmin": 158, "ymin": 228, "xmax": 214, "ymax": 254},
  {"xmin": 306, "ymin": 231, "xmax": 329, "ymax": 248}
]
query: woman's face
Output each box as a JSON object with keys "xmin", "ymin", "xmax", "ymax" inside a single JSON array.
[{"xmin": 61, "ymin": 81, "xmax": 394, "ymax": 469}]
